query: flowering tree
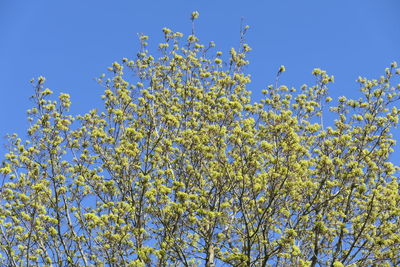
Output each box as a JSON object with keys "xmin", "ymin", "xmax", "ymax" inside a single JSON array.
[{"xmin": 1, "ymin": 13, "xmax": 400, "ymax": 266}]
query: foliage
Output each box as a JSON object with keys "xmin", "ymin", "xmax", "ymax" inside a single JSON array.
[{"xmin": 1, "ymin": 15, "xmax": 400, "ymax": 266}]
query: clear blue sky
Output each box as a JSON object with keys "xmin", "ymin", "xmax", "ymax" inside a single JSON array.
[{"xmin": 1, "ymin": 1, "xmax": 399, "ymax": 155}]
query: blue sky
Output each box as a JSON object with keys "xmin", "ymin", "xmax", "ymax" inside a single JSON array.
[{"xmin": 1, "ymin": 1, "xmax": 399, "ymax": 155}]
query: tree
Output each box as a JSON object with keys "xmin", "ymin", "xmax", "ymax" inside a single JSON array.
[{"xmin": 1, "ymin": 13, "xmax": 400, "ymax": 266}]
